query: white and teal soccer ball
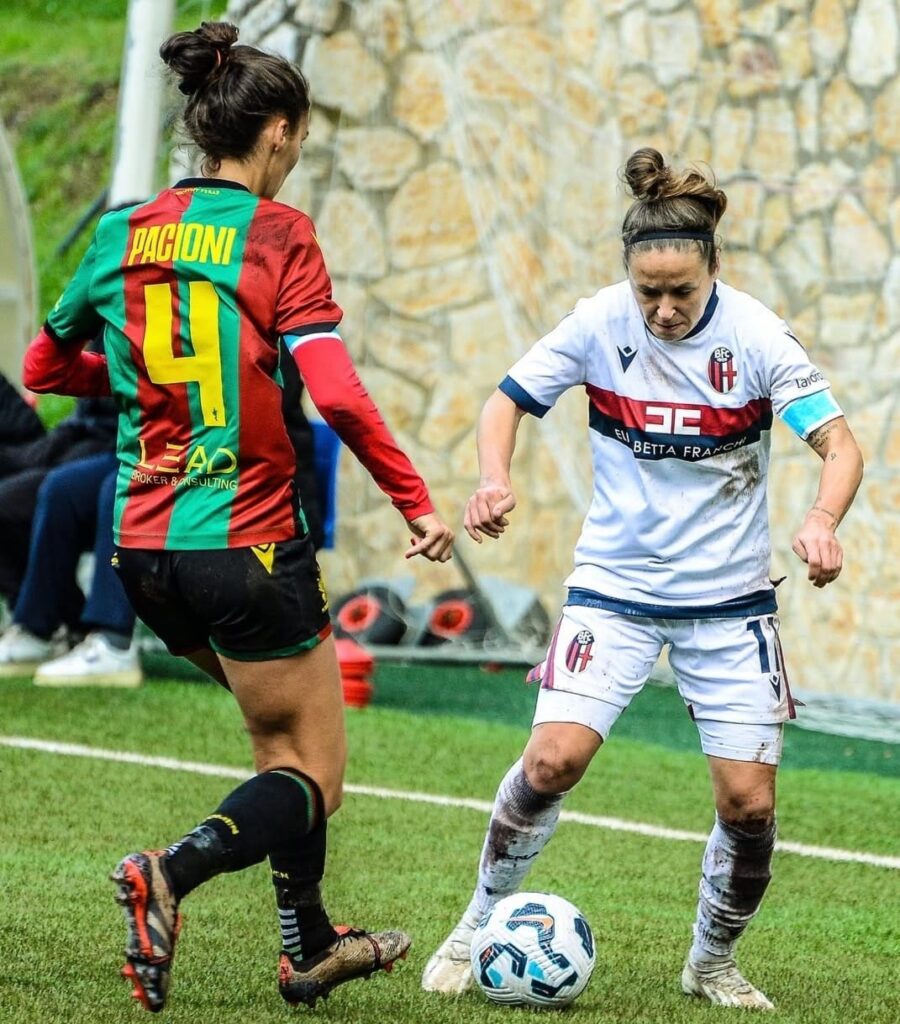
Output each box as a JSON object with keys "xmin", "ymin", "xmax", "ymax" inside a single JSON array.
[{"xmin": 470, "ymin": 892, "xmax": 596, "ymax": 1008}]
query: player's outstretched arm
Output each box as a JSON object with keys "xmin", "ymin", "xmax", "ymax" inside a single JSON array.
[
  {"xmin": 791, "ymin": 416, "xmax": 863, "ymax": 588},
  {"xmin": 464, "ymin": 390, "xmax": 525, "ymax": 543},
  {"xmin": 293, "ymin": 335, "xmax": 453, "ymax": 561}
]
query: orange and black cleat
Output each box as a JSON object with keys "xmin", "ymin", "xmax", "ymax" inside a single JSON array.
[
  {"xmin": 110, "ymin": 851, "xmax": 182, "ymax": 1013},
  {"xmin": 279, "ymin": 925, "xmax": 412, "ymax": 1008}
]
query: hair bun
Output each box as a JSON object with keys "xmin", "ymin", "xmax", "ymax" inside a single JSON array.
[
  {"xmin": 623, "ymin": 147, "xmax": 671, "ymax": 202},
  {"xmin": 160, "ymin": 21, "xmax": 239, "ymax": 97},
  {"xmin": 620, "ymin": 147, "xmax": 728, "ymax": 245},
  {"xmin": 196, "ymin": 20, "xmax": 239, "ymax": 52}
]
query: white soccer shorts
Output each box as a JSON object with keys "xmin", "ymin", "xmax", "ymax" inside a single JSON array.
[{"xmin": 530, "ymin": 605, "xmax": 796, "ymax": 765}]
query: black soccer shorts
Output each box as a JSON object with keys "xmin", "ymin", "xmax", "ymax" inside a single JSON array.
[{"xmin": 114, "ymin": 533, "xmax": 331, "ymax": 661}]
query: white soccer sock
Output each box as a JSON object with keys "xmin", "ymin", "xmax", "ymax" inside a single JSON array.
[
  {"xmin": 690, "ymin": 814, "xmax": 776, "ymax": 966},
  {"xmin": 466, "ymin": 758, "xmax": 564, "ymax": 920}
]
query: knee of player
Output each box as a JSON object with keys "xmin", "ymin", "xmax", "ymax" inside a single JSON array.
[
  {"xmin": 717, "ymin": 798, "xmax": 775, "ymax": 833},
  {"xmin": 524, "ymin": 748, "xmax": 585, "ymax": 794}
]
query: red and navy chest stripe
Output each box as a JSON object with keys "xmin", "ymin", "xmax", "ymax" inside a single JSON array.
[{"xmin": 586, "ymin": 384, "xmax": 773, "ymax": 462}]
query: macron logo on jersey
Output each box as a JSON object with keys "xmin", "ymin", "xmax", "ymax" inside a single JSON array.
[
  {"xmin": 586, "ymin": 385, "xmax": 773, "ymax": 462},
  {"xmin": 617, "ymin": 345, "xmax": 637, "ymax": 373}
]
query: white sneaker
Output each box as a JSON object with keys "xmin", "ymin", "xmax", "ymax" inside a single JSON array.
[
  {"xmin": 421, "ymin": 908, "xmax": 481, "ymax": 994},
  {"xmin": 33, "ymin": 632, "xmax": 142, "ymax": 688},
  {"xmin": 682, "ymin": 959, "xmax": 775, "ymax": 1010},
  {"xmin": 0, "ymin": 624, "xmax": 59, "ymax": 678}
]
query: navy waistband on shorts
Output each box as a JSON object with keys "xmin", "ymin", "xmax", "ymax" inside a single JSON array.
[{"xmin": 566, "ymin": 587, "xmax": 777, "ymax": 620}]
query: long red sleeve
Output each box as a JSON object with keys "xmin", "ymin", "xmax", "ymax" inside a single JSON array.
[
  {"xmin": 23, "ymin": 326, "xmax": 111, "ymax": 398},
  {"xmin": 293, "ymin": 337, "xmax": 433, "ymax": 521}
]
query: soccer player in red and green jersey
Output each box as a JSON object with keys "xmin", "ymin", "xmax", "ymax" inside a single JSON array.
[{"xmin": 24, "ymin": 20, "xmax": 454, "ymax": 1013}]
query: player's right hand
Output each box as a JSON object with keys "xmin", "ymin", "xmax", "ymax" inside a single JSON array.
[
  {"xmin": 464, "ymin": 484, "xmax": 516, "ymax": 542},
  {"xmin": 791, "ymin": 510, "xmax": 843, "ymax": 588},
  {"xmin": 406, "ymin": 512, "xmax": 454, "ymax": 562}
]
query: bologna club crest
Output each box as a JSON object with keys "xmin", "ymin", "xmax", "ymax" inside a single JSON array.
[
  {"xmin": 708, "ymin": 346, "xmax": 738, "ymax": 393},
  {"xmin": 565, "ymin": 630, "xmax": 594, "ymax": 673}
]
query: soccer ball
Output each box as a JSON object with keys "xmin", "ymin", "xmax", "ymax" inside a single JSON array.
[{"xmin": 470, "ymin": 892, "xmax": 596, "ymax": 1008}]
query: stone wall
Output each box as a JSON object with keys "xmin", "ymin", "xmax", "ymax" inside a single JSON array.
[{"xmin": 227, "ymin": 0, "xmax": 899, "ymax": 701}]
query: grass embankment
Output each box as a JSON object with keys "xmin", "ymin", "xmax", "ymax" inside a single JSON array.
[{"xmin": 0, "ymin": 0, "xmax": 225, "ymax": 425}]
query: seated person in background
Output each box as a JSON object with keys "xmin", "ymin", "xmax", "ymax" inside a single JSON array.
[
  {"xmin": 0, "ymin": 341, "xmax": 117, "ymax": 619},
  {"xmin": 0, "ymin": 340, "xmax": 323, "ymax": 686},
  {"xmin": 0, "ymin": 452, "xmax": 141, "ymax": 686},
  {"xmin": 0, "ymin": 371, "xmax": 45, "ymax": 627},
  {"xmin": 0, "ymin": 370, "xmax": 45, "ymax": 451}
]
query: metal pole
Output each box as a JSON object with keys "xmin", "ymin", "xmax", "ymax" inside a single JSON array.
[
  {"xmin": 108, "ymin": 0, "xmax": 176, "ymax": 207},
  {"xmin": 452, "ymin": 543, "xmax": 514, "ymax": 646},
  {"xmin": 56, "ymin": 189, "xmax": 109, "ymax": 256},
  {"xmin": 0, "ymin": 120, "xmax": 37, "ymax": 385}
]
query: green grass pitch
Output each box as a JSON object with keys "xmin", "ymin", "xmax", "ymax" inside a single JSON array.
[{"xmin": 1, "ymin": 663, "xmax": 898, "ymax": 1023}]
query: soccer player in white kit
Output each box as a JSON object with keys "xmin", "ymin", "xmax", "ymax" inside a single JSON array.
[{"xmin": 422, "ymin": 148, "xmax": 864, "ymax": 1010}]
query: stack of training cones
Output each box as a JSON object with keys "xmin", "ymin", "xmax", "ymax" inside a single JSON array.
[{"xmin": 334, "ymin": 637, "xmax": 375, "ymax": 708}]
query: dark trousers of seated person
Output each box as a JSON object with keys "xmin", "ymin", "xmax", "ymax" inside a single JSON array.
[
  {"xmin": 0, "ymin": 433, "xmax": 117, "ymax": 606},
  {"xmin": 12, "ymin": 454, "xmax": 135, "ymax": 641},
  {"xmin": 0, "ymin": 468, "xmax": 49, "ymax": 607}
]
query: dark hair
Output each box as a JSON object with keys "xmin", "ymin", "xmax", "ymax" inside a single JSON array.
[
  {"xmin": 621, "ymin": 148, "xmax": 727, "ymax": 271},
  {"xmin": 160, "ymin": 22, "xmax": 311, "ymax": 173}
]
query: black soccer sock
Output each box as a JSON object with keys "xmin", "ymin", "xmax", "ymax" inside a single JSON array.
[
  {"xmin": 271, "ymin": 818, "xmax": 338, "ymax": 960},
  {"xmin": 164, "ymin": 767, "xmax": 320, "ymax": 900}
]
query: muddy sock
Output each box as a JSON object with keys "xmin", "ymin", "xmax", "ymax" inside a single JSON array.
[
  {"xmin": 467, "ymin": 758, "xmax": 564, "ymax": 919},
  {"xmin": 690, "ymin": 814, "xmax": 776, "ymax": 967}
]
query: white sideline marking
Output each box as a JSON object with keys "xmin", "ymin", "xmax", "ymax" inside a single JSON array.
[{"xmin": 3, "ymin": 735, "xmax": 899, "ymax": 871}]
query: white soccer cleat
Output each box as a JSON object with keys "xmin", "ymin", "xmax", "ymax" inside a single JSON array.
[
  {"xmin": 0, "ymin": 624, "xmax": 59, "ymax": 678},
  {"xmin": 421, "ymin": 909, "xmax": 481, "ymax": 994},
  {"xmin": 33, "ymin": 632, "xmax": 142, "ymax": 688},
  {"xmin": 682, "ymin": 959, "xmax": 775, "ymax": 1011}
]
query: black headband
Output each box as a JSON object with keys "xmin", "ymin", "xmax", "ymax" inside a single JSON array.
[{"xmin": 625, "ymin": 228, "xmax": 715, "ymax": 245}]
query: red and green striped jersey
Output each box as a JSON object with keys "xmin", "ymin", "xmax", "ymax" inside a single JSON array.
[{"xmin": 46, "ymin": 179, "xmax": 342, "ymax": 550}]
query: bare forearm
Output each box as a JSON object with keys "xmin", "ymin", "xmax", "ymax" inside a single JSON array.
[
  {"xmin": 805, "ymin": 419, "xmax": 864, "ymax": 528},
  {"xmin": 465, "ymin": 390, "xmax": 526, "ymax": 543},
  {"xmin": 477, "ymin": 390, "xmax": 524, "ymax": 486}
]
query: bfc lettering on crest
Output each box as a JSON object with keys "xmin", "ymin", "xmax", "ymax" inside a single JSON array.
[
  {"xmin": 707, "ymin": 346, "xmax": 738, "ymax": 394},
  {"xmin": 565, "ymin": 630, "xmax": 595, "ymax": 673}
]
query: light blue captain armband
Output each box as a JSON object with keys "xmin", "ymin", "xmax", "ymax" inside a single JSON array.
[
  {"xmin": 779, "ymin": 389, "xmax": 842, "ymax": 439},
  {"xmin": 283, "ymin": 325, "xmax": 343, "ymax": 354},
  {"xmin": 498, "ymin": 375, "xmax": 551, "ymax": 418}
]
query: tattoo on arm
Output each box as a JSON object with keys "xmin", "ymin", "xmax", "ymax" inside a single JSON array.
[
  {"xmin": 806, "ymin": 421, "xmax": 838, "ymax": 455},
  {"xmin": 810, "ymin": 504, "xmax": 838, "ymax": 525}
]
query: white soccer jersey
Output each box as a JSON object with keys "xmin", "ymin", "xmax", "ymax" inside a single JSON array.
[{"xmin": 500, "ymin": 280, "xmax": 842, "ymax": 614}]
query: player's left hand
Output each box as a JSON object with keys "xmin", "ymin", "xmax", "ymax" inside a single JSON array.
[
  {"xmin": 791, "ymin": 509, "xmax": 843, "ymax": 588},
  {"xmin": 406, "ymin": 512, "xmax": 454, "ymax": 562}
]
